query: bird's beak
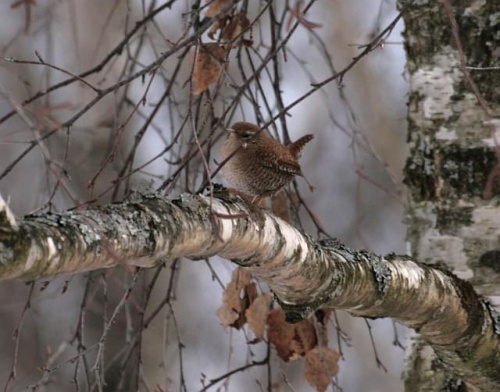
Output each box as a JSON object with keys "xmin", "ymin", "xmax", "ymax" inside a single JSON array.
[{"xmin": 226, "ymin": 128, "xmax": 234, "ymax": 134}]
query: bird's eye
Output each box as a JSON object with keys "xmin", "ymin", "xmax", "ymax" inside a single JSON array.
[{"xmin": 241, "ymin": 132, "xmax": 254, "ymax": 141}]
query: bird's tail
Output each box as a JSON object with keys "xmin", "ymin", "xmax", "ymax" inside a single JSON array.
[{"xmin": 289, "ymin": 134, "xmax": 314, "ymax": 158}]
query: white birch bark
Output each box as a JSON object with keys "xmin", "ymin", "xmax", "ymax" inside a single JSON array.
[
  {"xmin": 402, "ymin": 0, "xmax": 500, "ymax": 390},
  {"xmin": 1, "ymin": 190, "xmax": 499, "ymax": 390}
]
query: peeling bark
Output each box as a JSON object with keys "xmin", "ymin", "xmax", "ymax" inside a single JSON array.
[{"xmin": 0, "ymin": 190, "xmax": 500, "ymax": 390}]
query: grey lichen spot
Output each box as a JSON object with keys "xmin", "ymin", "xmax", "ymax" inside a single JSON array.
[
  {"xmin": 142, "ymin": 191, "xmax": 163, "ymax": 200},
  {"xmin": 36, "ymin": 214, "xmax": 61, "ymax": 227},
  {"xmin": 149, "ymin": 211, "xmax": 162, "ymax": 224},
  {"xmin": 357, "ymin": 249, "xmax": 377, "ymax": 263},
  {"xmin": 371, "ymin": 256, "xmax": 392, "ymax": 294},
  {"xmin": 317, "ymin": 237, "xmax": 343, "ymax": 250},
  {"xmin": 125, "ymin": 182, "xmax": 156, "ymax": 202},
  {"xmin": 174, "ymin": 193, "xmax": 197, "ymax": 207},
  {"xmin": 78, "ymin": 223, "xmax": 100, "ymax": 245},
  {"xmin": 318, "ymin": 237, "xmax": 354, "ymax": 261}
]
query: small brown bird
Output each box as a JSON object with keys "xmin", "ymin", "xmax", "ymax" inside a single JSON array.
[{"xmin": 220, "ymin": 121, "xmax": 314, "ymax": 197}]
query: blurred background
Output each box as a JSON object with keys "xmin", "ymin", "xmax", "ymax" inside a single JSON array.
[{"xmin": 0, "ymin": 0, "xmax": 409, "ymax": 391}]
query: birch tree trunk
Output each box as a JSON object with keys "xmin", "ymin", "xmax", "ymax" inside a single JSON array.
[{"xmin": 402, "ymin": 0, "xmax": 500, "ymax": 390}]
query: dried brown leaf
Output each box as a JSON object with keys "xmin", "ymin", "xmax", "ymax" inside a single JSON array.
[
  {"xmin": 304, "ymin": 348, "xmax": 340, "ymax": 392},
  {"xmin": 205, "ymin": 0, "xmax": 230, "ymax": 17},
  {"xmin": 216, "ymin": 268, "xmax": 257, "ymax": 329},
  {"xmin": 208, "ymin": 16, "xmax": 228, "ymax": 40},
  {"xmin": 244, "ymin": 282, "xmax": 258, "ymax": 305},
  {"xmin": 246, "ymin": 292, "xmax": 272, "ymax": 340},
  {"xmin": 267, "ymin": 308, "xmax": 320, "ymax": 362},
  {"xmin": 192, "ymin": 43, "xmax": 228, "ymax": 95},
  {"xmin": 233, "ymin": 267, "xmax": 252, "ymax": 289},
  {"xmin": 267, "ymin": 308, "xmax": 295, "ymax": 361},
  {"xmin": 207, "ymin": 11, "xmax": 251, "ymax": 47},
  {"xmin": 290, "ymin": 319, "xmax": 318, "ymax": 356},
  {"xmin": 216, "ymin": 302, "xmax": 239, "ymax": 326},
  {"xmin": 224, "ymin": 281, "xmax": 243, "ymax": 313},
  {"xmin": 221, "ymin": 12, "xmax": 250, "ymax": 46}
]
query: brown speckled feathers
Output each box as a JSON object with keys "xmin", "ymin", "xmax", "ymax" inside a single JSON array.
[{"xmin": 220, "ymin": 122, "xmax": 313, "ymax": 197}]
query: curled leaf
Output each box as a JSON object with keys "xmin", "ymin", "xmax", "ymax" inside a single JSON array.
[
  {"xmin": 246, "ymin": 292, "xmax": 272, "ymax": 341},
  {"xmin": 216, "ymin": 268, "xmax": 257, "ymax": 329},
  {"xmin": 192, "ymin": 43, "xmax": 228, "ymax": 95},
  {"xmin": 267, "ymin": 308, "xmax": 296, "ymax": 361},
  {"xmin": 304, "ymin": 348, "xmax": 340, "ymax": 392},
  {"xmin": 289, "ymin": 318, "xmax": 317, "ymax": 359},
  {"xmin": 221, "ymin": 12, "xmax": 250, "ymax": 46},
  {"xmin": 208, "ymin": 11, "xmax": 252, "ymax": 47},
  {"xmin": 267, "ymin": 308, "xmax": 320, "ymax": 362},
  {"xmin": 216, "ymin": 302, "xmax": 239, "ymax": 326}
]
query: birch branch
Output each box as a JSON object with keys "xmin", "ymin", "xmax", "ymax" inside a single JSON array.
[{"xmin": 0, "ymin": 190, "xmax": 499, "ymax": 390}]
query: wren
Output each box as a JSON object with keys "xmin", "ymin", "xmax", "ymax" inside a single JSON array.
[{"xmin": 220, "ymin": 121, "xmax": 314, "ymax": 197}]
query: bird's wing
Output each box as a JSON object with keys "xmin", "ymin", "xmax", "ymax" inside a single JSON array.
[{"xmin": 256, "ymin": 149, "xmax": 302, "ymax": 175}]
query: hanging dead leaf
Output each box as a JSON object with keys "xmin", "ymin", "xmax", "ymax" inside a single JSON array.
[
  {"xmin": 289, "ymin": 318, "xmax": 318, "ymax": 359},
  {"xmin": 208, "ymin": 11, "xmax": 252, "ymax": 47},
  {"xmin": 224, "ymin": 281, "xmax": 243, "ymax": 312},
  {"xmin": 267, "ymin": 308, "xmax": 321, "ymax": 362},
  {"xmin": 233, "ymin": 267, "xmax": 252, "ymax": 289},
  {"xmin": 192, "ymin": 43, "xmax": 228, "ymax": 95},
  {"xmin": 267, "ymin": 308, "xmax": 296, "ymax": 361},
  {"xmin": 221, "ymin": 12, "xmax": 250, "ymax": 46},
  {"xmin": 221, "ymin": 268, "xmax": 251, "ymax": 314},
  {"xmin": 245, "ymin": 282, "xmax": 259, "ymax": 303},
  {"xmin": 208, "ymin": 15, "xmax": 229, "ymax": 40},
  {"xmin": 246, "ymin": 292, "xmax": 272, "ymax": 341},
  {"xmin": 216, "ymin": 302, "xmax": 239, "ymax": 326},
  {"xmin": 304, "ymin": 348, "xmax": 340, "ymax": 392},
  {"xmin": 205, "ymin": 0, "xmax": 230, "ymax": 18},
  {"xmin": 216, "ymin": 268, "xmax": 258, "ymax": 329}
]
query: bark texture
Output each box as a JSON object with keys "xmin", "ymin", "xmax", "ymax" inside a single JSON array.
[
  {"xmin": 403, "ymin": 0, "xmax": 500, "ymax": 294},
  {"xmin": 1, "ymin": 190, "xmax": 500, "ymax": 390},
  {"xmin": 402, "ymin": 0, "xmax": 500, "ymax": 390}
]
